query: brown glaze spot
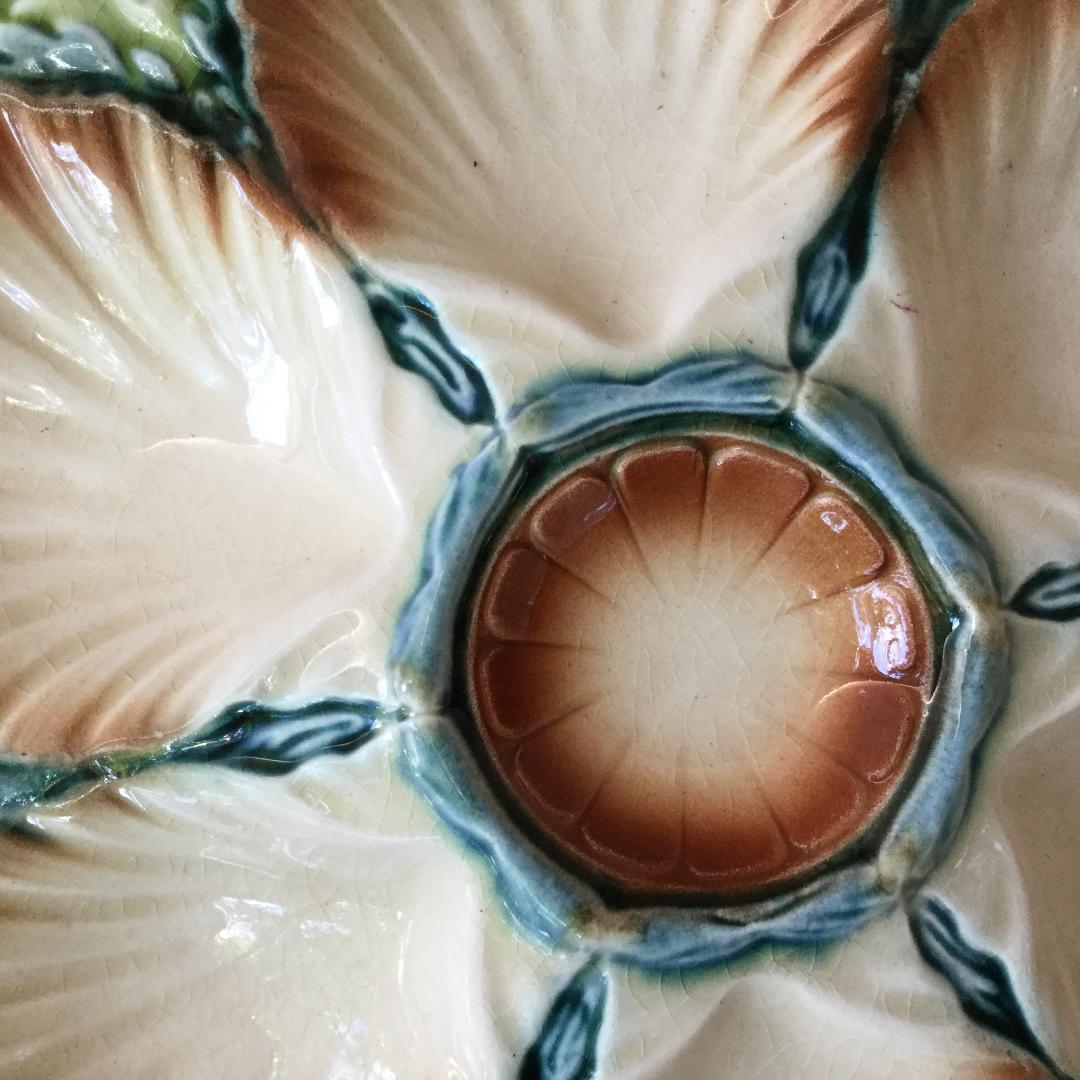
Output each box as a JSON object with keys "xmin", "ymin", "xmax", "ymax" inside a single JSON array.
[
  {"xmin": 584, "ymin": 750, "xmax": 683, "ymax": 869},
  {"xmin": 800, "ymin": 681, "xmax": 922, "ymax": 782},
  {"xmin": 683, "ymin": 769, "xmax": 788, "ymax": 879},
  {"xmin": 758, "ymin": 736, "xmax": 866, "ymax": 850},
  {"xmin": 701, "ymin": 445, "xmax": 811, "ymax": 567},
  {"xmin": 481, "ymin": 547, "xmax": 550, "ymax": 640},
  {"xmin": 532, "ymin": 475, "xmax": 621, "ymax": 555},
  {"xmin": 478, "ymin": 645, "xmax": 597, "ymax": 739},
  {"xmin": 514, "ymin": 705, "xmax": 626, "ymax": 820},
  {"xmin": 467, "ymin": 435, "xmax": 935, "ymax": 899},
  {"xmin": 613, "ymin": 443, "xmax": 706, "ymax": 580}
]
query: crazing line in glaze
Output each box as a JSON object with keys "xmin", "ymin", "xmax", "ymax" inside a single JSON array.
[
  {"xmin": 0, "ymin": 0, "xmax": 1077, "ymax": 1076},
  {"xmin": 468, "ymin": 435, "xmax": 932, "ymax": 899}
]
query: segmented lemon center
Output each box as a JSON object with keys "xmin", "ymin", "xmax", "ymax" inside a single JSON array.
[{"xmin": 468, "ymin": 436, "xmax": 932, "ymax": 898}]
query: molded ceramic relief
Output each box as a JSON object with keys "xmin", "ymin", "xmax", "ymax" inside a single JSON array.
[{"xmin": 0, "ymin": 2, "xmax": 1078, "ymax": 1079}]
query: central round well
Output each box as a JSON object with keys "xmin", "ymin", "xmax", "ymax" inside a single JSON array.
[{"xmin": 466, "ymin": 435, "xmax": 933, "ymax": 898}]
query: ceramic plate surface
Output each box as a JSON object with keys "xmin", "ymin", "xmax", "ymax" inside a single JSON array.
[{"xmin": 0, "ymin": 2, "xmax": 1078, "ymax": 1078}]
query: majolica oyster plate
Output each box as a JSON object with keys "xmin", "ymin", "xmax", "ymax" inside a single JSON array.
[{"xmin": 0, "ymin": 1, "xmax": 1078, "ymax": 1077}]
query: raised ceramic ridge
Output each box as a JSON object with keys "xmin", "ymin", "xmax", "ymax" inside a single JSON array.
[
  {"xmin": 466, "ymin": 434, "xmax": 932, "ymax": 900},
  {"xmin": 390, "ymin": 352, "xmax": 1006, "ymax": 970}
]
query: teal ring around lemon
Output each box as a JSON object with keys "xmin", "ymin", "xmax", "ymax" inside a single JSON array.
[{"xmin": 390, "ymin": 352, "xmax": 1006, "ymax": 970}]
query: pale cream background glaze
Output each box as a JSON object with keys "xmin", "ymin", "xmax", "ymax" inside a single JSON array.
[{"xmin": 0, "ymin": 0, "xmax": 1077, "ymax": 1076}]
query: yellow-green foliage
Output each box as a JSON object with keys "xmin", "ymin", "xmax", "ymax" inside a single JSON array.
[{"xmin": 0, "ymin": 0, "xmax": 203, "ymax": 85}]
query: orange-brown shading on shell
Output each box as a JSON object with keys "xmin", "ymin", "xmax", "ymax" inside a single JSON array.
[
  {"xmin": 0, "ymin": 89, "xmax": 366, "ymax": 759},
  {"xmin": 235, "ymin": 0, "xmax": 418, "ymax": 244},
  {"xmin": 0, "ymin": 91, "xmax": 297, "ymax": 248},
  {"xmin": 0, "ymin": 92, "xmax": 291, "ymax": 758},
  {"xmin": 761, "ymin": 0, "xmax": 892, "ymax": 165},
  {"xmin": 952, "ymin": 1058, "xmax": 1054, "ymax": 1080},
  {"xmin": 467, "ymin": 435, "xmax": 935, "ymax": 898},
  {"xmin": 239, "ymin": 0, "xmax": 894, "ymax": 248},
  {"xmin": 888, "ymin": 0, "xmax": 1080, "ymax": 186}
]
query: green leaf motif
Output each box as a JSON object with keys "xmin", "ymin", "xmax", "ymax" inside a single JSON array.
[
  {"xmin": 520, "ymin": 957, "xmax": 608, "ymax": 1080},
  {"xmin": 173, "ymin": 697, "xmax": 400, "ymax": 776},
  {"xmin": 353, "ymin": 267, "xmax": 497, "ymax": 426},
  {"xmin": 1010, "ymin": 562, "xmax": 1080, "ymax": 623},
  {"xmin": 908, "ymin": 895, "xmax": 1072, "ymax": 1080},
  {"xmin": 0, "ymin": 0, "xmax": 266, "ymax": 160},
  {"xmin": 0, "ymin": 697, "xmax": 403, "ymax": 825},
  {"xmin": 0, "ymin": 0, "xmax": 201, "ymax": 85}
]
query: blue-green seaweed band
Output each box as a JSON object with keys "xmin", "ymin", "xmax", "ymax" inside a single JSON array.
[
  {"xmin": 389, "ymin": 353, "xmax": 1007, "ymax": 971},
  {"xmin": 794, "ymin": 381, "xmax": 1008, "ymax": 885}
]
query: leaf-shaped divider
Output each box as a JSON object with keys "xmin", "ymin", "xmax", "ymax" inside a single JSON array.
[
  {"xmin": 908, "ymin": 894, "xmax": 1071, "ymax": 1079},
  {"xmin": 788, "ymin": 0, "xmax": 975, "ymax": 369},
  {"xmin": 1010, "ymin": 563, "xmax": 1080, "ymax": 623},
  {"xmin": 1, "ymin": 697, "xmax": 403, "ymax": 823},
  {"xmin": 0, "ymin": 0, "xmax": 267, "ymax": 160},
  {"xmin": 520, "ymin": 956, "xmax": 608, "ymax": 1080},
  {"xmin": 170, "ymin": 697, "xmax": 405, "ymax": 775},
  {"xmin": 354, "ymin": 267, "xmax": 496, "ymax": 425}
]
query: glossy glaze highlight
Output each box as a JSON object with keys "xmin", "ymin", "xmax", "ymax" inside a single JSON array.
[{"xmin": 468, "ymin": 435, "xmax": 933, "ymax": 898}]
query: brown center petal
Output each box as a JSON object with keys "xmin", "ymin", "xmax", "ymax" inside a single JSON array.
[{"xmin": 467, "ymin": 435, "xmax": 933, "ymax": 898}]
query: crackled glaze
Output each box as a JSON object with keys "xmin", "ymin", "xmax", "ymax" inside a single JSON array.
[
  {"xmin": 0, "ymin": 89, "xmax": 472, "ymax": 758},
  {"xmin": 0, "ymin": 0, "xmax": 1078, "ymax": 1077},
  {"xmin": 468, "ymin": 436, "xmax": 931, "ymax": 896},
  {"xmin": 234, "ymin": 0, "xmax": 896, "ymax": 416}
]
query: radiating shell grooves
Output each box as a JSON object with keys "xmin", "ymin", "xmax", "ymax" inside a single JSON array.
[{"xmin": 467, "ymin": 436, "xmax": 933, "ymax": 898}]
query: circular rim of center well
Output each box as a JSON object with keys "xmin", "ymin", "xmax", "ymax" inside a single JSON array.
[{"xmin": 465, "ymin": 431, "xmax": 935, "ymax": 901}]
